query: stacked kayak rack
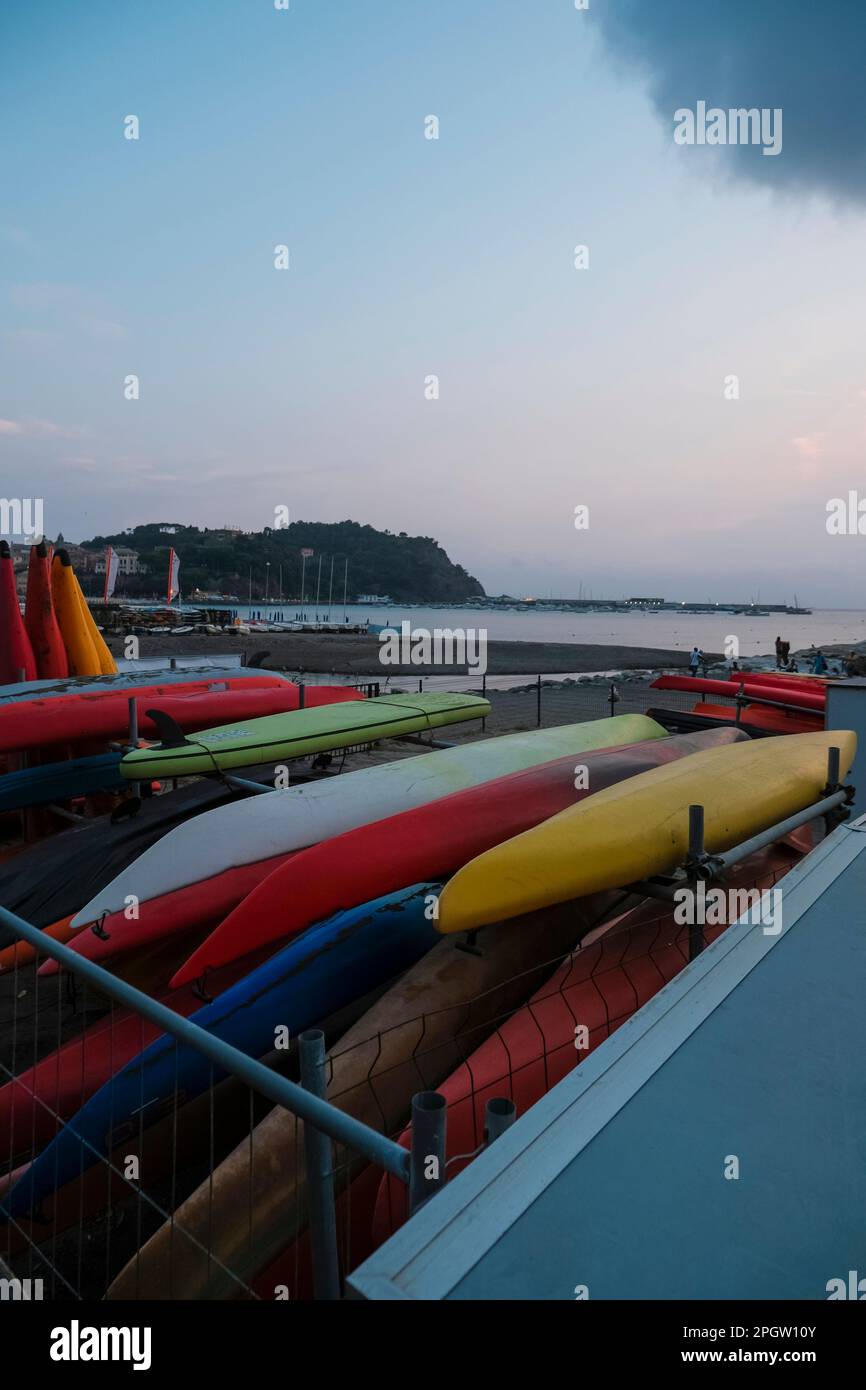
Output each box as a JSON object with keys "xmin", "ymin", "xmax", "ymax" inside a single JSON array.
[{"xmin": 0, "ymin": 736, "xmax": 855, "ymax": 1300}]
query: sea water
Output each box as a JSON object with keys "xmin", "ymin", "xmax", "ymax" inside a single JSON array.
[{"xmin": 218, "ymin": 602, "xmax": 866, "ymax": 658}]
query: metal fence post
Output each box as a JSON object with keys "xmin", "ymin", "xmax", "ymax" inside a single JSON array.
[
  {"xmin": 298, "ymin": 680, "xmax": 305, "ymax": 709},
  {"xmin": 484, "ymin": 1097, "xmax": 516, "ymax": 1146},
  {"xmin": 299, "ymin": 1030, "xmax": 341, "ymax": 1301},
  {"xmin": 127, "ymin": 696, "xmax": 141, "ymax": 799},
  {"xmin": 687, "ymin": 803, "xmax": 705, "ymax": 962},
  {"xmin": 409, "ymin": 1091, "xmax": 447, "ymax": 1214},
  {"xmin": 537, "ymin": 674, "xmax": 542, "ymax": 727}
]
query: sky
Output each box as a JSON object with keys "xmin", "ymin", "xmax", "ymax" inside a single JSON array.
[{"xmin": 2, "ymin": 0, "xmax": 866, "ymax": 604}]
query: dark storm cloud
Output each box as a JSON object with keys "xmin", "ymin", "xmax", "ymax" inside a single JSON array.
[{"xmin": 594, "ymin": 0, "xmax": 866, "ymax": 200}]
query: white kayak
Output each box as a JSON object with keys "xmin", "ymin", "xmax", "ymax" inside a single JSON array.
[{"xmin": 69, "ymin": 713, "xmax": 666, "ymax": 928}]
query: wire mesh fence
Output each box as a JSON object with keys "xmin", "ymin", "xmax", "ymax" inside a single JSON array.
[
  {"xmin": 0, "ymin": 840, "xmax": 804, "ymax": 1302},
  {"xmin": 0, "ymin": 667, "xmax": 828, "ymax": 1301}
]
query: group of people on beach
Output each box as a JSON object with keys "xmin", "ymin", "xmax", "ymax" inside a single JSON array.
[{"xmin": 686, "ymin": 637, "xmax": 856, "ymax": 678}]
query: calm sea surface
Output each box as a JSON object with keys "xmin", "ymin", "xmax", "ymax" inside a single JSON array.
[{"xmin": 226, "ymin": 603, "xmax": 866, "ymax": 659}]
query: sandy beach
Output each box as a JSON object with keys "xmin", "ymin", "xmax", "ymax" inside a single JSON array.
[{"xmin": 112, "ymin": 631, "xmax": 704, "ymax": 676}]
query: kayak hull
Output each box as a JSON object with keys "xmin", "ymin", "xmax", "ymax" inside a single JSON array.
[
  {"xmin": 652, "ymin": 674, "xmax": 824, "ymax": 713},
  {"xmin": 0, "ymin": 545, "xmax": 37, "ymax": 684},
  {"xmin": 119, "ymin": 692, "xmax": 490, "ymax": 779},
  {"xmin": 436, "ymin": 730, "xmax": 856, "ymax": 933},
  {"xmin": 0, "ymin": 675, "xmax": 306, "ymax": 755},
  {"xmin": 172, "ymin": 726, "xmax": 746, "ymax": 988},
  {"xmin": 2, "ymin": 884, "xmax": 442, "ymax": 1225},
  {"xmin": 373, "ymin": 839, "xmax": 807, "ymax": 1246},
  {"xmin": 106, "ymin": 892, "xmax": 628, "ymax": 1300},
  {"xmin": 71, "ymin": 714, "xmax": 667, "ymax": 930},
  {"xmin": 23, "ymin": 544, "xmax": 68, "ymax": 680}
]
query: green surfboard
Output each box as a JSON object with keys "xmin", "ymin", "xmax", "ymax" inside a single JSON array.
[{"xmin": 121, "ymin": 691, "xmax": 491, "ymax": 779}]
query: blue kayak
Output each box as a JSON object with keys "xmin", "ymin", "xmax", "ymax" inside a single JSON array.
[
  {"xmin": 0, "ymin": 751, "xmax": 124, "ymax": 812},
  {"xmin": 2, "ymin": 882, "xmax": 441, "ymax": 1220}
]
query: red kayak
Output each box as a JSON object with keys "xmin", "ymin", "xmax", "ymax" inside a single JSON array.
[
  {"xmin": 0, "ymin": 541, "xmax": 37, "ymax": 684},
  {"xmin": 370, "ymin": 837, "xmax": 806, "ymax": 1247},
  {"xmin": 727, "ymin": 671, "xmax": 828, "ymax": 691},
  {"xmin": 690, "ymin": 701, "xmax": 822, "ymax": 735},
  {"xmin": 651, "ymin": 674, "xmax": 825, "ymax": 712},
  {"xmin": 0, "ymin": 678, "xmax": 362, "ymax": 755},
  {"xmin": 38, "ymin": 851, "xmax": 296, "ymax": 975},
  {"xmin": 169, "ymin": 726, "xmax": 747, "ymax": 991},
  {"xmin": 23, "ymin": 542, "xmax": 68, "ymax": 680}
]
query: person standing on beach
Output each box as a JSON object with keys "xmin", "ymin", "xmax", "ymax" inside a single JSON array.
[
  {"xmin": 775, "ymin": 636, "xmax": 783, "ymax": 669},
  {"xmin": 812, "ymin": 648, "xmax": 827, "ymax": 675},
  {"xmin": 689, "ymin": 646, "xmax": 702, "ymax": 677},
  {"xmin": 780, "ymin": 639, "xmax": 790, "ymax": 666}
]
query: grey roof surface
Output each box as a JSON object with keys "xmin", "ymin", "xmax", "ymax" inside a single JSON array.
[{"xmin": 348, "ymin": 818, "xmax": 866, "ymax": 1300}]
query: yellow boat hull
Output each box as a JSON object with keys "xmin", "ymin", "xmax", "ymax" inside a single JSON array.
[
  {"xmin": 52, "ymin": 554, "xmax": 100, "ymax": 677},
  {"xmin": 436, "ymin": 730, "xmax": 856, "ymax": 934},
  {"xmin": 75, "ymin": 578, "xmax": 117, "ymax": 675}
]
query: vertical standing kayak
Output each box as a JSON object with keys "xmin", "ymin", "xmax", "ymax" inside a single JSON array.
[
  {"xmin": 71, "ymin": 560, "xmax": 116, "ymax": 675},
  {"xmin": 0, "ymin": 541, "xmax": 37, "ymax": 683},
  {"xmin": 23, "ymin": 542, "xmax": 68, "ymax": 680},
  {"xmin": 51, "ymin": 550, "xmax": 100, "ymax": 676}
]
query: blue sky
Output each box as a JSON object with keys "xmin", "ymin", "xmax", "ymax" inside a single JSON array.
[{"xmin": 2, "ymin": 1, "xmax": 866, "ymax": 603}]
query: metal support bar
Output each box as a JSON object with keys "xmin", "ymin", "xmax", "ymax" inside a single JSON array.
[
  {"xmin": 711, "ymin": 788, "xmax": 850, "ymax": 875},
  {"xmin": 686, "ymin": 803, "xmax": 706, "ymax": 961},
  {"xmin": 221, "ymin": 774, "xmax": 272, "ymax": 795},
  {"xmin": 537, "ymin": 674, "xmax": 542, "ymax": 728},
  {"xmin": 126, "ymin": 696, "xmax": 141, "ymax": 799},
  {"xmin": 733, "ymin": 686, "xmax": 821, "ymax": 717},
  {"xmin": 0, "ymin": 903, "xmax": 412, "ymax": 1184},
  {"xmin": 409, "ymin": 1091, "xmax": 447, "ymax": 1214},
  {"xmin": 299, "ymin": 1031, "xmax": 341, "ymax": 1301},
  {"xmin": 484, "ymin": 1098, "xmax": 517, "ymax": 1146},
  {"xmin": 628, "ymin": 787, "xmax": 851, "ymax": 903}
]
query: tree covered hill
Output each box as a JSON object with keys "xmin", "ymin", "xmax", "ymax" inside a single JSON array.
[{"xmin": 79, "ymin": 520, "xmax": 486, "ymax": 603}]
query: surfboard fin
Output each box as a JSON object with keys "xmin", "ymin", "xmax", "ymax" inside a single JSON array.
[{"xmin": 144, "ymin": 708, "xmax": 192, "ymax": 748}]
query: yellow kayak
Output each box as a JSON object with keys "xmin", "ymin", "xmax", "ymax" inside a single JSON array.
[
  {"xmin": 436, "ymin": 730, "xmax": 856, "ymax": 934},
  {"xmin": 51, "ymin": 551, "xmax": 100, "ymax": 676},
  {"xmin": 74, "ymin": 577, "xmax": 117, "ymax": 675}
]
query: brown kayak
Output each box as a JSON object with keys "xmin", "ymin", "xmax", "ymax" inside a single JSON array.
[{"xmin": 106, "ymin": 889, "xmax": 631, "ymax": 1299}]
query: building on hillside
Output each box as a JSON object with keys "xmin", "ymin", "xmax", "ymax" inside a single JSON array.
[
  {"xmin": 94, "ymin": 546, "xmax": 142, "ymax": 576},
  {"xmin": 61, "ymin": 544, "xmax": 98, "ymax": 571}
]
